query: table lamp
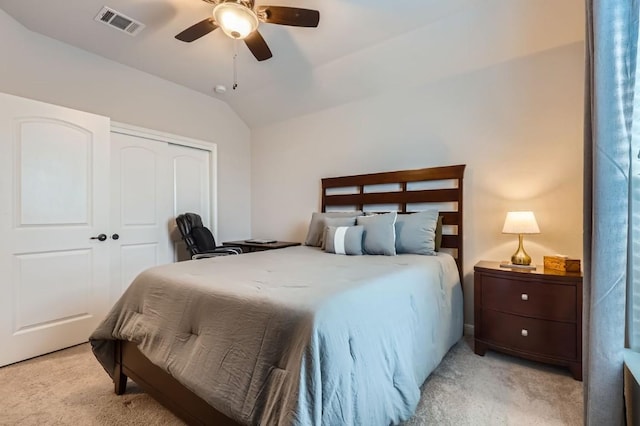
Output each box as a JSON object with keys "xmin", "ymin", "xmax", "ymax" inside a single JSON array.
[{"xmin": 502, "ymin": 211, "xmax": 540, "ymax": 266}]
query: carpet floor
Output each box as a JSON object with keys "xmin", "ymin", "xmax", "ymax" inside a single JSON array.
[{"xmin": 0, "ymin": 338, "xmax": 582, "ymax": 425}]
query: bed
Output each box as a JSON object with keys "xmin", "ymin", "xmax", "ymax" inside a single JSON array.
[{"xmin": 90, "ymin": 164, "xmax": 466, "ymax": 425}]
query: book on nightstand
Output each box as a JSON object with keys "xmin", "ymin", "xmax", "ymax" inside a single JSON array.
[
  {"xmin": 499, "ymin": 261, "xmax": 536, "ymax": 270},
  {"xmin": 244, "ymin": 239, "xmax": 277, "ymax": 244}
]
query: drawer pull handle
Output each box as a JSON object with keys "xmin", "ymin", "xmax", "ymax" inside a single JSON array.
[
  {"xmin": 521, "ymin": 293, "xmax": 529, "ymax": 301},
  {"xmin": 521, "ymin": 329, "xmax": 529, "ymax": 337}
]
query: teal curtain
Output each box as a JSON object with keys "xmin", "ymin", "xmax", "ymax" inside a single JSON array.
[{"xmin": 584, "ymin": 1, "xmax": 639, "ymax": 424}]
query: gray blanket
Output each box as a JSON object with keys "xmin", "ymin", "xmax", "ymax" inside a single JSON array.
[{"xmin": 90, "ymin": 246, "xmax": 463, "ymax": 425}]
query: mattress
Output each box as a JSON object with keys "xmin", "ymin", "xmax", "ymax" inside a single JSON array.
[{"xmin": 90, "ymin": 245, "xmax": 463, "ymax": 425}]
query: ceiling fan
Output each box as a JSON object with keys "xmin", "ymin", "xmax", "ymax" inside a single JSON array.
[{"xmin": 175, "ymin": 0, "xmax": 320, "ymax": 61}]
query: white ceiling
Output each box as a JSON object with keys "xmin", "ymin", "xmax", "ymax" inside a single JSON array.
[{"xmin": 0, "ymin": 0, "xmax": 583, "ymax": 128}]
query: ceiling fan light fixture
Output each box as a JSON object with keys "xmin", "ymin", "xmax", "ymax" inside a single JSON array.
[{"xmin": 213, "ymin": 2, "xmax": 259, "ymax": 40}]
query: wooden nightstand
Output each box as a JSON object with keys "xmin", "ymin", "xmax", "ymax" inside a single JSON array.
[
  {"xmin": 474, "ymin": 261, "xmax": 583, "ymax": 380},
  {"xmin": 222, "ymin": 240, "xmax": 300, "ymax": 253}
]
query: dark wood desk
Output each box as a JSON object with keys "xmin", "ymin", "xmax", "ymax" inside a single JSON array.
[{"xmin": 222, "ymin": 240, "xmax": 301, "ymax": 253}]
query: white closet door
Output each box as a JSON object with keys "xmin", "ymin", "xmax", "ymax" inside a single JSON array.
[
  {"xmin": 0, "ymin": 93, "xmax": 110, "ymax": 367},
  {"xmin": 169, "ymin": 144, "xmax": 213, "ymax": 261},
  {"xmin": 110, "ymin": 132, "xmax": 172, "ymax": 302}
]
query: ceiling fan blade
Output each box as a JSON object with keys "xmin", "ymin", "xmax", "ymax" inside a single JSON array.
[
  {"xmin": 175, "ymin": 18, "xmax": 218, "ymax": 42},
  {"xmin": 258, "ymin": 6, "xmax": 320, "ymax": 27},
  {"xmin": 244, "ymin": 30, "xmax": 273, "ymax": 61}
]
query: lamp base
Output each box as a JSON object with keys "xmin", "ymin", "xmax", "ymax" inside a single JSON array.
[{"xmin": 510, "ymin": 234, "xmax": 532, "ymax": 265}]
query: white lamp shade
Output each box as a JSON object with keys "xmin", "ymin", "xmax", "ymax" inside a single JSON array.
[
  {"xmin": 213, "ymin": 2, "xmax": 259, "ymax": 40},
  {"xmin": 502, "ymin": 211, "xmax": 540, "ymax": 234}
]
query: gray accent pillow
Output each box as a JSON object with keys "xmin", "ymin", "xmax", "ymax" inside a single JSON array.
[
  {"xmin": 395, "ymin": 210, "xmax": 439, "ymax": 255},
  {"xmin": 356, "ymin": 212, "xmax": 397, "ymax": 256},
  {"xmin": 321, "ymin": 216, "xmax": 357, "ymax": 249},
  {"xmin": 304, "ymin": 211, "xmax": 362, "ymax": 247},
  {"xmin": 324, "ymin": 225, "xmax": 364, "ymax": 255}
]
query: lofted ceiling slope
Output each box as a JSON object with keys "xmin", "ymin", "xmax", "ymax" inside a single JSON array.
[{"xmin": 0, "ymin": 0, "xmax": 583, "ymax": 128}]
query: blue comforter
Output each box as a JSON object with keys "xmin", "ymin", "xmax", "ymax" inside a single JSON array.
[{"xmin": 90, "ymin": 246, "xmax": 463, "ymax": 425}]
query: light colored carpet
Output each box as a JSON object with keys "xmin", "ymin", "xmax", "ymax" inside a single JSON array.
[{"xmin": 0, "ymin": 338, "xmax": 582, "ymax": 425}]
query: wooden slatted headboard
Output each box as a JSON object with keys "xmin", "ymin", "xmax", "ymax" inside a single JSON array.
[{"xmin": 321, "ymin": 165, "xmax": 466, "ymax": 277}]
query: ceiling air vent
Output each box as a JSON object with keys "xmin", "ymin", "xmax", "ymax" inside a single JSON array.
[{"xmin": 94, "ymin": 6, "xmax": 145, "ymax": 36}]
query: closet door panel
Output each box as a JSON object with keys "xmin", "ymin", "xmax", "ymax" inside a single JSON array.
[
  {"xmin": 169, "ymin": 144, "xmax": 212, "ymax": 261},
  {"xmin": 111, "ymin": 129, "xmax": 215, "ymax": 288},
  {"xmin": 14, "ymin": 250, "xmax": 91, "ymax": 330},
  {"xmin": 0, "ymin": 92, "xmax": 110, "ymax": 367},
  {"xmin": 120, "ymin": 146, "xmax": 158, "ymax": 225},
  {"xmin": 120, "ymin": 243, "xmax": 158, "ymax": 292},
  {"xmin": 110, "ymin": 132, "xmax": 171, "ymax": 301},
  {"xmin": 19, "ymin": 121, "xmax": 90, "ymax": 225},
  {"xmin": 172, "ymin": 150, "xmax": 210, "ymax": 224}
]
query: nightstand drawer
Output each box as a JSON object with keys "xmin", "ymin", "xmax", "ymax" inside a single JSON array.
[
  {"xmin": 481, "ymin": 310, "xmax": 577, "ymax": 360},
  {"xmin": 481, "ymin": 275, "xmax": 576, "ymax": 322}
]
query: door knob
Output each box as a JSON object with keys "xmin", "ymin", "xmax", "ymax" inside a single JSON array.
[
  {"xmin": 90, "ymin": 234, "xmax": 107, "ymax": 241},
  {"xmin": 111, "ymin": 234, "xmax": 119, "ymax": 240}
]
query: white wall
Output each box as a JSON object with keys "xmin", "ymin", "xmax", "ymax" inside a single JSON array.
[
  {"xmin": 0, "ymin": 9, "xmax": 251, "ymax": 242},
  {"xmin": 251, "ymin": 41, "xmax": 584, "ymax": 325}
]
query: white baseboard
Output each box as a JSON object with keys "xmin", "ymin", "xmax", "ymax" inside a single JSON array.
[{"xmin": 464, "ymin": 324, "xmax": 474, "ymax": 336}]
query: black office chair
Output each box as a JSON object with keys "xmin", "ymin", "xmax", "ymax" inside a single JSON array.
[{"xmin": 175, "ymin": 213, "xmax": 242, "ymax": 259}]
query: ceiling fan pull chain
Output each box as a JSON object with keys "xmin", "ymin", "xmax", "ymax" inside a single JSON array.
[{"xmin": 233, "ymin": 39, "xmax": 239, "ymax": 90}]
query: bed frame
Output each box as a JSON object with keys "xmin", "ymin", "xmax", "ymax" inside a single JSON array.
[{"xmin": 112, "ymin": 164, "xmax": 466, "ymax": 425}]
